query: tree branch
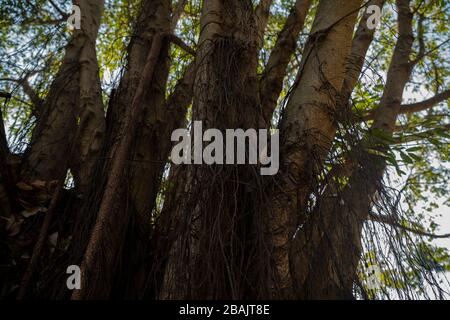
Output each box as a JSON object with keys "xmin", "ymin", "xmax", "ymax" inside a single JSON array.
[
  {"xmin": 362, "ymin": 89, "xmax": 450, "ymax": 121},
  {"xmin": 0, "ymin": 76, "xmax": 44, "ymax": 114},
  {"xmin": 392, "ymin": 124, "xmax": 450, "ymax": 144},
  {"xmin": 259, "ymin": 0, "xmax": 312, "ymax": 125},
  {"xmin": 368, "ymin": 213, "xmax": 450, "ymax": 239},
  {"xmin": 410, "ymin": 38, "xmax": 450, "ymax": 65},
  {"xmin": 21, "ymin": 17, "xmax": 67, "ymax": 26},
  {"xmin": 255, "ymin": 0, "xmax": 273, "ymax": 50},
  {"xmin": 48, "ymin": 0, "xmax": 68, "ymax": 19},
  {"xmin": 167, "ymin": 34, "xmax": 196, "ymax": 56},
  {"xmin": 171, "ymin": 0, "xmax": 188, "ymax": 32},
  {"xmin": 166, "ymin": 62, "xmax": 196, "ymax": 112},
  {"xmin": 342, "ymin": 0, "xmax": 385, "ymax": 102},
  {"xmin": 19, "ymin": 78, "xmax": 44, "ymax": 114},
  {"xmin": 398, "ymin": 89, "xmax": 450, "ymax": 114},
  {"xmin": 417, "ymin": 13, "xmax": 425, "ymax": 60}
]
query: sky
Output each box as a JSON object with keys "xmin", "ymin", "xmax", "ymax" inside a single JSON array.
[{"xmin": 402, "ymin": 88, "xmax": 450, "ymax": 252}]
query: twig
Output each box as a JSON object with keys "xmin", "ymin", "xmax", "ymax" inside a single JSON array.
[{"xmin": 369, "ymin": 213, "xmax": 450, "ymax": 239}]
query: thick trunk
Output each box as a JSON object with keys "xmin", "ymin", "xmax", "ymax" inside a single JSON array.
[
  {"xmin": 289, "ymin": 0, "xmax": 414, "ymax": 299},
  {"xmin": 21, "ymin": 57, "xmax": 79, "ymax": 182},
  {"xmin": 12, "ymin": 0, "xmax": 106, "ymax": 299},
  {"xmin": 71, "ymin": 16, "xmax": 106, "ymax": 191},
  {"xmin": 43, "ymin": 0, "xmax": 194, "ymax": 299},
  {"xmin": 158, "ymin": 0, "xmax": 268, "ymax": 299},
  {"xmin": 116, "ymin": 1, "xmax": 172, "ymax": 298},
  {"xmin": 264, "ymin": 0, "xmax": 362, "ymax": 298},
  {"xmin": 120, "ymin": 61, "xmax": 195, "ymax": 298},
  {"xmin": 108, "ymin": 0, "xmax": 195, "ymax": 299},
  {"xmin": 8, "ymin": 0, "xmax": 435, "ymax": 301},
  {"xmin": 69, "ymin": 0, "xmax": 196, "ymax": 299},
  {"xmin": 21, "ymin": 0, "xmax": 105, "ymax": 185}
]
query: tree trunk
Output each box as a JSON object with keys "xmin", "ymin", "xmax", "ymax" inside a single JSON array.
[
  {"xmin": 289, "ymin": 0, "xmax": 414, "ymax": 299},
  {"xmin": 21, "ymin": 0, "xmax": 105, "ymax": 185},
  {"xmin": 4, "ymin": 0, "xmax": 445, "ymax": 301},
  {"xmin": 264, "ymin": 0, "xmax": 362, "ymax": 298},
  {"xmin": 158, "ymin": 0, "xmax": 270, "ymax": 299}
]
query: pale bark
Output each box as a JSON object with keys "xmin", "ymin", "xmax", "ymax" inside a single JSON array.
[
  {"xmin": 289, "ymin": 0, "xmax": 414, "ymax": 299},
  {"xmin": 371, "ymin": 0, "xmax": 413, "ymax": 132},
  {"xmin": 342, "ymin": 0, "xmax": 385, "ymax": 102},
  {"xmin": 3, "ymin": 0, "xmax": 447, "ymax": 302},
  {"xmin": 311, "ymin": 0, "xmax": 385, "ymax": 209},
  {"xmin": 398, "ymin": 90, "xmax": 450, "ymax": 113},
  {"xmin": 260, "ymin": 0, "xmax": 312, "ymax": 124},
  {"xmin": 265, "ymin": 0, "xmax": 363, "ymax": 298},
  {"xmin": 363, "ymin": 89, "xmax": 450, "ymax": 121}
]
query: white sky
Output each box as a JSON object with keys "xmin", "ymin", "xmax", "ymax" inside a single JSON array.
[{"xmin": 402, "ymin": 88, "xmax": 450, "ymax": 251}]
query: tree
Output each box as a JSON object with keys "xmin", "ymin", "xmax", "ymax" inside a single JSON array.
[{"xmin": 0, "ymin": 0, "xmax": 449, "ymax": 300}]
